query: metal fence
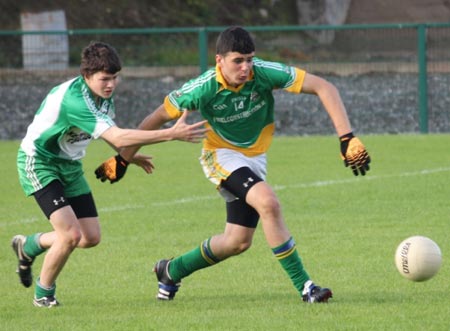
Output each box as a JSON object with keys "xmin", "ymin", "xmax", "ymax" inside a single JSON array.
[{"xmin": 1, "ymin": 23, "xmax": 449, "ymax": 137}]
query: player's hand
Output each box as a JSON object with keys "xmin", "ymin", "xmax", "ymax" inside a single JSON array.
[
  {"xmin": 339, "ymin": 132, "xmax": 371, "ymax": 176},
  {"xmin": 171, "ymin": 110, "xmax": 208, "ymax": 143},
  {"xmin": 95, "ymin": 154, "xmax": 129, "ymax": 183},
  {"xmin": 129, "ymin": 153, "xmax": 155, "ymax": 174}
]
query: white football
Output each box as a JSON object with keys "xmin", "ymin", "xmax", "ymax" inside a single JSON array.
[{"xmin": 395, "ymin": 236, "xmax": 442, "ymax": 282}]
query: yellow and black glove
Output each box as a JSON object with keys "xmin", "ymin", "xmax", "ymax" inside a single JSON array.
[
  {"xmin": 339, "ymin": 132, "xmax": 371, "ymax": 176},
  {"xmin": 95, "ymin": 154, "xmax": 129, "ymax": 183}
]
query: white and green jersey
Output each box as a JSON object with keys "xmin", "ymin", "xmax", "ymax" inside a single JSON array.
[
  {"xmin": 164, "ymin": 57, "xmax": 306, "ymax": 156},
  {"xmin": 19, "ymin": 75, "xmax": 116, "ymax": 161}
]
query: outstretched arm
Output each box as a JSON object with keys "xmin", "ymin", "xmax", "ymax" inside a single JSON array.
[
  {"xmin": 118, "ymin": 104, "xmax": 174, "ymax": 161},
  {"xmin": 95, "ymin": 106, "xmax": 206, "ymax": 183},
  {"xmin": 101, "ymin": 106, "xmax": 203, "ymax": 150},
  {"xmin": 301, "ymin": 73, "xmax": 352, "ymax": 136},
  {"xmin": 301, "ymin": 73, "xmax": 371, "ymax": 176}
]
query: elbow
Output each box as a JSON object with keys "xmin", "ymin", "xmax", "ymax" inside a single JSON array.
[
  {"xmin": 320, "ymin": 78, "xmax": 338, "ymax": 93},
  {"xmin": 305, "ymin": 74, "xmax": 338, "ymax": 97},
  {"xmin": 317, "ymin": 79, "xmax": 340, "ymax": 99}
]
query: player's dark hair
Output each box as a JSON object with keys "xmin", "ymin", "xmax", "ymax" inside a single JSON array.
[
  {"xmin": 216, "ymin": 26, "xmax": 255, "ymax": 55},
  {"xmin": 80, "ymin": 41, "xmax": 122, "ymax": 77}
]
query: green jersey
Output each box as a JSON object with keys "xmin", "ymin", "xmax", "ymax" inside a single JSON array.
[
  {"xmin": 164, "ymin": 57, "xmax": 306, "ymax": 156},
  {"xmin": 17, "ymin": 76, "xmax": 116, "ymax": 196},
  {"xmin": 19, "ymin": 75, "xmax": 116, "ymax": 161}
]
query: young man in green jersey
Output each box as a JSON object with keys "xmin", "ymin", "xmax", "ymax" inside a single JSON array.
[
  {"xmin": 96, "ymin": 26, "xmax": 371, "ymax": 303},
  {"xmin": 12, "ymin": 41, "xmax": 207, "ymax": 308}
]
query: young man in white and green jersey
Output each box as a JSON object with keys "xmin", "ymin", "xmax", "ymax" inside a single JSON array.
[
  {"xmin": 12, "ymin": 41, "xmax": 207, "ymax": 308},
  {"xmin": 96, "ymin": 26, "xmax": 371, "ymax": 303}
]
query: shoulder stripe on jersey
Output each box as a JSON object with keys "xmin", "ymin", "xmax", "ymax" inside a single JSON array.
[
  {"xmin": 253, "ymin": 58, "xmax": 285, "ymax": 71},
  {"xmin": 284, "ymin": 67, "xmax": 297, "ymax": 88},
  {"xmin": 254, "ymin": 58, "xmax": 297, "ymax": 88},
  {"xmin": 168, "ymin": 93, "xmax": 180, "ymax": 109},
  {"xmin": 81, "ymin": 84, "xmax": 99, "ymax": 115},
  {"xmin": 180, "ymin": 70, "xmax": 216, "ymax": 94},
  {"xmin": 81, "ymin": 84, "xmax": 113, "ymax": 124},
  {"xmin": 168, "ymin": 69, "xmax": 216, "ymax": 109}
]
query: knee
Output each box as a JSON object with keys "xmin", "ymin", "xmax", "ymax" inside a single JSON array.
[
  {"xmin": 79, "ymin": 233, "xmax": 101, "ymax": 248},
  {"xmin": 63, "ymin": 229, "xmax": 83, "ymax": 249},
  {"xmin": 257, "ymin": 195, "xmax": 281, "ymax": 218},
  {"xmin": 227, "ymin": 239, "xmax": 252, "ymax": 256},
  {"xmin": 237, "ymin": 241, "xmax": 252, "ymax": 254},
  {"xmin": 85, "ymin": 234, "xmax": 101, "ymax": 248}
]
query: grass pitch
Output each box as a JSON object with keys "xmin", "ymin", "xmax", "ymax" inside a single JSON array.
[{"xmin": 1, "ymin": 134, "xmax": 449, "ymax": 331}]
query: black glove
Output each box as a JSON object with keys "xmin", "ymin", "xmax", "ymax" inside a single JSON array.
[
  {"xmin": 95, "ymin": 154, "xmax": 129, "ymax": 183},
  {"xmin": 340, "ymin": 132, "xmax": 371, "ymax": 176}
]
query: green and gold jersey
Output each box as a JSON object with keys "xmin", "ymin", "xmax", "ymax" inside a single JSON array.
[
  {"xmin": 19, "ymin": 76, "xmax": 116, "ymax": 161},
  {"xmin": 164, "ymin": 57, "xmax": 306, "ymax": 156}
]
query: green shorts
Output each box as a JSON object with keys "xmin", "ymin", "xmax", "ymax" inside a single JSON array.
[{"xmin": 17, "ymin": 149, "xmax": 91, "ymax": 197}]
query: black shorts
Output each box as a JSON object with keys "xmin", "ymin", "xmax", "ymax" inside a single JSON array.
[
  {"xmin": 33, "ymin": 180, "xmax": 98, "ymax": 220},
  {"xmin": 220, "ymin": 167, "xmax": 262, "ymax": 228}
]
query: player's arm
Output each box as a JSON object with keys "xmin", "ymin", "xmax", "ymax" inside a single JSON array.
[
  {"xmin": 118, "ymin": 104, "xmax": 173, "ymax": 161},
  {"xmin": 95, "ymin": 104, "xmax": 200, "ymax": 183},
  {"xmin": 301, "ymin": 73, "xmax": 351, "ymax": 136},
  {"xmin": 301, "ymin": 73, "xmax": 371, "ymax": 176},
  {"xmin": 100, "ymin": 111, "xmax": 201, "ymax": 149},
  {"xmin": 111, "ymin": 104, "xmax": 174, "ymax": 177},
  {"xmin": 99, "ymin": 137, "xmax": 155, "ymax": 174}
]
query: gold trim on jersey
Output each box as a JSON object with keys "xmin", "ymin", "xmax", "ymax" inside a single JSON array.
[
  {"xmin": 163, "ymin": 65, "xmax": 306, "ymax": 157},
  {"xmin": 215, "ymin": 64, "xmax": 254, "ymax": 93},
  {"xmin": 164, "ymin": 96, "xmax": 182, "ymax": 119},
  {"xmin": 286, "ymin": 67, "xmax": 306, "ymax": 93},
  {"xmin": 203, "ymin": 123, "xmax": 275, "ymax": 157},
  {"xmin": 164, "ymin": 96, "xmax": 275, "ymax": 157}
]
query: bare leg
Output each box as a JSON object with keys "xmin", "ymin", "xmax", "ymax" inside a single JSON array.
[
  {"xmin": 245, "ymin": 181, "xmax": 291, "ymax": 246},
  {"xmin": 209, "ymin": 223, "xmax": 256, "ymax": 259},
  {"xmin": 38, "ymin": 206, "xmax": 82, "ymax": 288},
  {"xmin": 37, "ymin": 217, "xmax": 101, "ymax": 250}
]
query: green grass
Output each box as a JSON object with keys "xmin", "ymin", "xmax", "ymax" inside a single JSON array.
[{"xmin": 1, "ymin": 134, "xmax": 449, "ymax": 331}]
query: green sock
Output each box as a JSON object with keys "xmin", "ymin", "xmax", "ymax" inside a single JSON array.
[
  {"xmin": 272, "ymin": 237, "xmax": 310, "ymax": 294},
  {"xmin": 24, "ymin": 233, "xmax": 46, "ymax": 258},
  {"xmin": 169, "ymin": 238, "xmax": 221, "ymax": 282},
  {"xmin": 35, "ymin": 278, "xmax": 56, "ymax": 299}
]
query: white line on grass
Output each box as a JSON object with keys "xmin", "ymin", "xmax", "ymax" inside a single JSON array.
[
  {"xmin": 5, "ymin": 166, "xmax": 450, "ymax": 226},
  {"xmin": 274, "ymin": 166, "xmax": 450, "ymax": 191},
  {"xmin": 99, "ymin": 166, "xmax": 450, "ymax": 210},
  {"xmin": 1, "ymin": 217, "xmax": 40, "ymax": 227}
]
